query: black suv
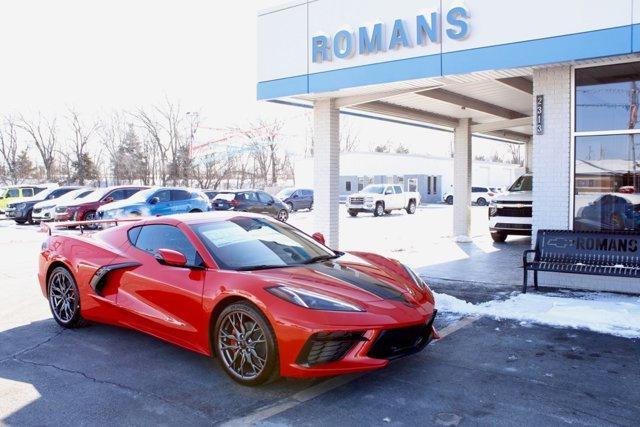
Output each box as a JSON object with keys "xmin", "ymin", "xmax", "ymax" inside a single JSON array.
[{"xmin": 212, "ymin": 190, "xmax": 290, "ymax": 222}]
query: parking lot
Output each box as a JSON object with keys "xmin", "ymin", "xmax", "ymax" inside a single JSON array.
[{"xmin": 1, "ymin": 207, "xmax": 639, "ymax": 426}]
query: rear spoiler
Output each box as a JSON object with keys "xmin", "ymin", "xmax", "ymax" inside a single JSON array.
[{"xmin": 41, "ymin": 218, "xmax": 146, "ymax": 236}]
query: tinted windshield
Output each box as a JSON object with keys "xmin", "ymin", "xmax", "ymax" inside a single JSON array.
[
  {"xmin": 192, "ymin": 217, "xmax": 334, "ymax": 270},
  {"xmin": 362, "ymin": 185, "xmax": 386, "ymax": 194},
  {"xmin": 509, "ymin": 175, "xmax": 533, "ymax": 192},
  {"xmin": 276, "ymin": 188, "xmax": 295, "ymax": 198}
]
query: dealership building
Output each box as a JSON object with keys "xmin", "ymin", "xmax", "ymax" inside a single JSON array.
[{"xmin": 258, "ymin": 1, "xmax": 640, "ymax": 292}]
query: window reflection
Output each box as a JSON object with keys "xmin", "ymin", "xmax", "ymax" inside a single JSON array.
[{"xmin": 574, "ymin": 135, "xmax": 640, "ymax": 231}]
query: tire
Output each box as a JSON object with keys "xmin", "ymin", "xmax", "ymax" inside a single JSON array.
[
  {"xmin": 286, "ymin": 202, "xmax": 294, "ymax": 212},
  {"xmin": 491, "ymin": 232, "xmax": 507, "ymax": 243},
  {"xmin": 189, "ymin": 209, "xmax": 202, "ymax": 213},
  {"xmin": 83, "ymin": 211, "xmax": 98, "ymax": 229},
  {"xmin": 406, "ymin": 200, "xmax": 417, "ymax": 215},
  {"xmin": 373, "ymin": 202, "xmax": 385, "ymax": 217},
  {"xmin": 277, "ymin": 209, "xmax": 289, "ymax": 222},
  {"xmin": 214, "ymin": 302, "xmax": 278, "ymax": 386},
  {"xmin": 445, "ymin": 195, "xmax": 453, "ymax": 205},
  {"xmin": 130, "ymin": 211, "xmax": 141, "ymax": 217},
  {"xmin": 348, "ymin": 209, "xmax": 358, "ymax": 217},
  {"xmin": 15, "ymin": 219, "xmax": 26, "ymax": 225},
  {"xmin": 26, "ymin": 210, "xmax": 34, "ymax": 225},
  {"xmin": 476, "ymin": 198, "xmax": 488, "ymax": 206},
  {"xmin": 47, "ymin": 266, "xmax": 88, "ymax": 328}
]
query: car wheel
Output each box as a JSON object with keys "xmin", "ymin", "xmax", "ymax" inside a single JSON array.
[
  {"xmin": 48, "ymin": 267, "xmax": 88, "ymax": 328},
  {"xmin": 286, "ymin": 202, "xmax": 294, "ymax": 212},
  {"xmin": 189, "ymin": 209, "xmax": 202, "ymax": 213},
  {"xmin": 214, "ymin": 302, "xmax": 278, "ymax": 386},
  {"xmin": 348, "ymin": 209, "xmax": 358, "ymax": 217},
  {"xmin": 26, "ymin": 210, "xmax": 34, "ymax": 225},
  {"xmin": 15, "ymin": 219, "xmax": 26, "ymax": 225},
  {"xmin": 406, "ymin": 200, "xmax": 417, "ymax": 214},
  {"xmin": 277, "ymin": 209, "xmax": 289, "ymax": 222},
  {"xmin": 491, "ymin": 232, "xmax": 507, "ymax": 243},
  {"xmin": 83, "ymin": 211, "xmax": 98, "ymax": 229},
  {"xmin": 373, "ymin": 202, "xmax": 385, "ymax": 217},
  {"xmin": 477, "ymin": 198, "xmax": 488, "ymax": 206},
  {"xmin": 445, "ymin": 195, "xmax": 453, "ymax": 205}
]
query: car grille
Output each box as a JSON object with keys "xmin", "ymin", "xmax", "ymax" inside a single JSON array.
[
  {"xmin": 496, "ymin": 207, "xmax": 532, "ymax": 217},
  {"xmin": 296, "ymin": 331, "xmax": 365, "ymax": 367},
  {"xmin": 368, "ymin": 310, "xmax": 437, "ymax": 360},
  {"xmin": 33, "ymin": 208, "xmax": 42, "ymax": 214},
  {"xmin": 494, "ymin": 223, "xmax": 532, "ymax": 230},
  {"xmin": 349, "ymin": 197, "xmax": 364, "ymax": 205}
]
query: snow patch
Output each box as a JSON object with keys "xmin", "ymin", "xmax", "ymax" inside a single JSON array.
[{"xmin": 434, "ymin": 291, "xmax": 640, "ymax": 339}]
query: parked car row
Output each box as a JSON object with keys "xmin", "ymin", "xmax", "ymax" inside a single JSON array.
[{"xmin": 2, "ymin": 184, "xmax": 317, "ymax": 225}]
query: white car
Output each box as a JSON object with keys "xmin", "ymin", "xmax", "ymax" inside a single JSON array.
[
  {"xmin": 32, "ymin": 188, "xmax": 94, "ymax": 222},
  {"xmin": 443, "ymin": 186, "xmax": 495, "ymax": 206},
  {"xmin": 346, "ymin": 184, "xmax": 420, "ymax": 217},
  {"xmin": 488, "ymin": 174, "xmax": 532, "ymax": 242}
]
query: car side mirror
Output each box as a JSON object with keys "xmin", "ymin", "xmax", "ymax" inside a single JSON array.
[
  {"xmin": 385, "ymin": 190, "xmax": 393, "ymax": 195},
  {"xmin": 293, "ymin": 194, "xmax": 299, "ymax": 199},
  {"xmin": 311, "ymin": 232, "xmax": 326, "ymax": 245},
  {"xmin": 103, "ymin": 197, "xmax": 114, "ymax": 204},
  {"xmin": 149, "ymin": 197, "xmax": 160, "ymax": 205},
  {"xmin": 156, "ymin": 248, "xmax": 187, "ymax": 267}
]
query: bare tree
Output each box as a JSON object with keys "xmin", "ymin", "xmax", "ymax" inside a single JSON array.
[
  {"xmin": 67, "ymin": 109, "xmax": 99, "ymax": 185},
  {"xmin": 507, "ymin": 143, "xmax": 524, "ymax": 166},
  {"xmin": 0, "ymin": 117, "xmax": 20, "ymax": 184},
  {"xmin": 17, "ymin": 113, "xmax": 58, "ymax": 181},
  {"xmin": 234, "ymin": 119, "xmax": 284, "ymax": 187},
  {"xmin": 340, "ymin": 120, "xmax": 360, "ymax": 152}
]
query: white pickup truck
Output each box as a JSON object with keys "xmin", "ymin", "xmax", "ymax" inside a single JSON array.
[
  {"xmin": 346, "ymin": 184, "xmax": 420, "ymax": 217},
  {"xmin": 488, "ymin": 174, "xmax": 533, "ymax": 242}
]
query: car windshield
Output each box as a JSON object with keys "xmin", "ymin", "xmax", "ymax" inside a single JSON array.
[
  {"xmin": 509, "ymin": 175, "xmax": 533, "ymax": 192},
  {"xmin": 214, "ymin": 193, "xmax": 236, "ymax": 201},
  {"xmin": 276, "ymin": 188, "xmax": 295, "ymax": 198},
  {"xmin": 56, "ymin": 188, "xmax": 92, "ymax": 202},
  {"xmin": 127, "ymin": 188, "xmax": 157, "ymax": 202},
  {"xmin": 362, "ymin": 185, "xmax": 386, "ymax": 194},
  {"xmin": 75, "ymin": 187, "xmax": 111, "ymax": 203},
  {"xmin": 192, "ymin": 217, "xmax": 335, "ymax": 270}
]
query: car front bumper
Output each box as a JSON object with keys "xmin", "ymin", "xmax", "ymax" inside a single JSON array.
[
  {"xmin": 5, "ymin": 208, "xmax": 27, "ymax": 220},
  {"xmin": 262, "ymin": 295, "xmax": 438, "ymax": 378}
]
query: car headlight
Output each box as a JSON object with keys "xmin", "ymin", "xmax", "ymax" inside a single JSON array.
[
  {"xmin": 266, "ymin": 285, "xmax": 364, "ymax": 312},
  {"xmin": 489, "ymin": 201, "xmax": 498, "ymax": 216},
  {"xmin": 401, "ymin": 264, "xmax": 428, "ymax": 291}
]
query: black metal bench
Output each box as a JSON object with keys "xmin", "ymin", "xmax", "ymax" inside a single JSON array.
[{"xmin": 522, "ymin": 229, "xmax": 640, "ymax": 293}]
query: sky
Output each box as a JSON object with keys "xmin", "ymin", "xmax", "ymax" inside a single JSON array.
[{"xmin": 0, "ymin": 0, "xmax": 516, "ymax": 160}]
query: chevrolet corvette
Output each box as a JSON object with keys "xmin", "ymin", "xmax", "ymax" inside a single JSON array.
[{"xmin": 39, "ymin": 213, "xmax": 438, "ymax": 385}]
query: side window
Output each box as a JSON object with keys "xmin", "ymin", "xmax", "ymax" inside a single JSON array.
[
  {"xmin": 393, "ymin": 185, "xmax": 402, "ymax": 194},
  {"xmin": 7, "ymin": 189, "xmax": 19, "ymax": 197},
  {"xmin": 154, "ymin": 190, "xmax": 171, "ymax": 202},
  {"xmin": 134, "ymin": 225, "xmax": 197, "ymax": 265},
  {"xmin": 384, "ymin": 186, "xmax": 393, "ymax": 195},
  {"xmin": 125, "ymin": 188, "xmax": 141, "ymax": 198},
  {"xmin": 128, "ymin": 226, "xmax": 142, "ymax": 244},
  {"xmin": 108, "ymin": 190, "xmax": 126, "ymax": 201},
  {"xmin": 244, "ymin": 192, "xmax": 259, "ymax": 202},
  {"xmin": 22, "ymin": 188, "xmax": 34, "ymax": 197},
  {"xmin": 50, "ymin": 189, "xmax": 71, "ymax": 198},
  {"xmin": 171, "ymin": 190, "xmax": 191, "ymax": 201},
  {"xmin": 345, "ymin": 182, "xmax": 351, "ymax": 191},
  {"xmin": 258, "ymin": 192, "xmax": 274, "ymax": 203}
]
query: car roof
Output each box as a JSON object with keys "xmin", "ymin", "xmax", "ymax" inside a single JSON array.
[{"xmin": 136, "ymin": 211, "xmax": 268, "ymax": 227}]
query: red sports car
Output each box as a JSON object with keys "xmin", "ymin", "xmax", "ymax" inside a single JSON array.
[{"xmin": 39, "ymin": 213, "xmax": 438, "ymax": 385}]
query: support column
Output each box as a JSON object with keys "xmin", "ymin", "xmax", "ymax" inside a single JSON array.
[
  {"xmin": 453, "ymin": 118, "xmax": 472, "ymax": 242},
  {"xmin": 524, "ymin": 137, "xmax": 533, "ymax": 173},
  {"xmin": 313, "ymin": 99, "xmax": 340, "ymax": 249}
]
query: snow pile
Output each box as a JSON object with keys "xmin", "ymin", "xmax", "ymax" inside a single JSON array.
[{"xmin": 435, "ymin": 291, "xmax": 640, "ymax": 338}]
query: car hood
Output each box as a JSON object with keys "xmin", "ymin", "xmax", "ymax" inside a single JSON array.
[
  {"xmin": 252, "ymin": 253, "xmax": 422, "ymax": 304},
  {"xmin": 348, "ymin": 191, "xmax": 380, "ymax": 197},
  {"xmin": 33, "ymin": 200, "xmax": 58, "ymax": 209},
  {"xmin": 493, "ymin": 191, "xmax": 532, "ymax": 203}
]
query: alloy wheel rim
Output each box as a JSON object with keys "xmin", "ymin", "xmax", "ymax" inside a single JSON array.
[
  {"xmin": 218, "ymin": 311, "xmax": 267, "ymax": 380},
  {"xmin": 49, "ymin": 271, "xmax": 77, "ymax": 323},
  {"xmin": 278, "ymin": 210, "xmax": 287, "ymax": 221}
]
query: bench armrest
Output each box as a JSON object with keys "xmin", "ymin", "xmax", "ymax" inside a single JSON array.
[{"xmin": 522, "ymin": 249, "xmax": 537, "ymax": 267}]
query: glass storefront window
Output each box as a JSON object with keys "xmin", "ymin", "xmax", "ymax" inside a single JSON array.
[
  {"xmin": 575, "ymin": 62, "xmax": 640, "ymax": 132},
  {"xmin": 574, "ymin": 135, "xmax": 640, "ymax": 231},
  {"xmin": 574, "ymin": 63, "xmax": 640, "ymax": 232}
]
